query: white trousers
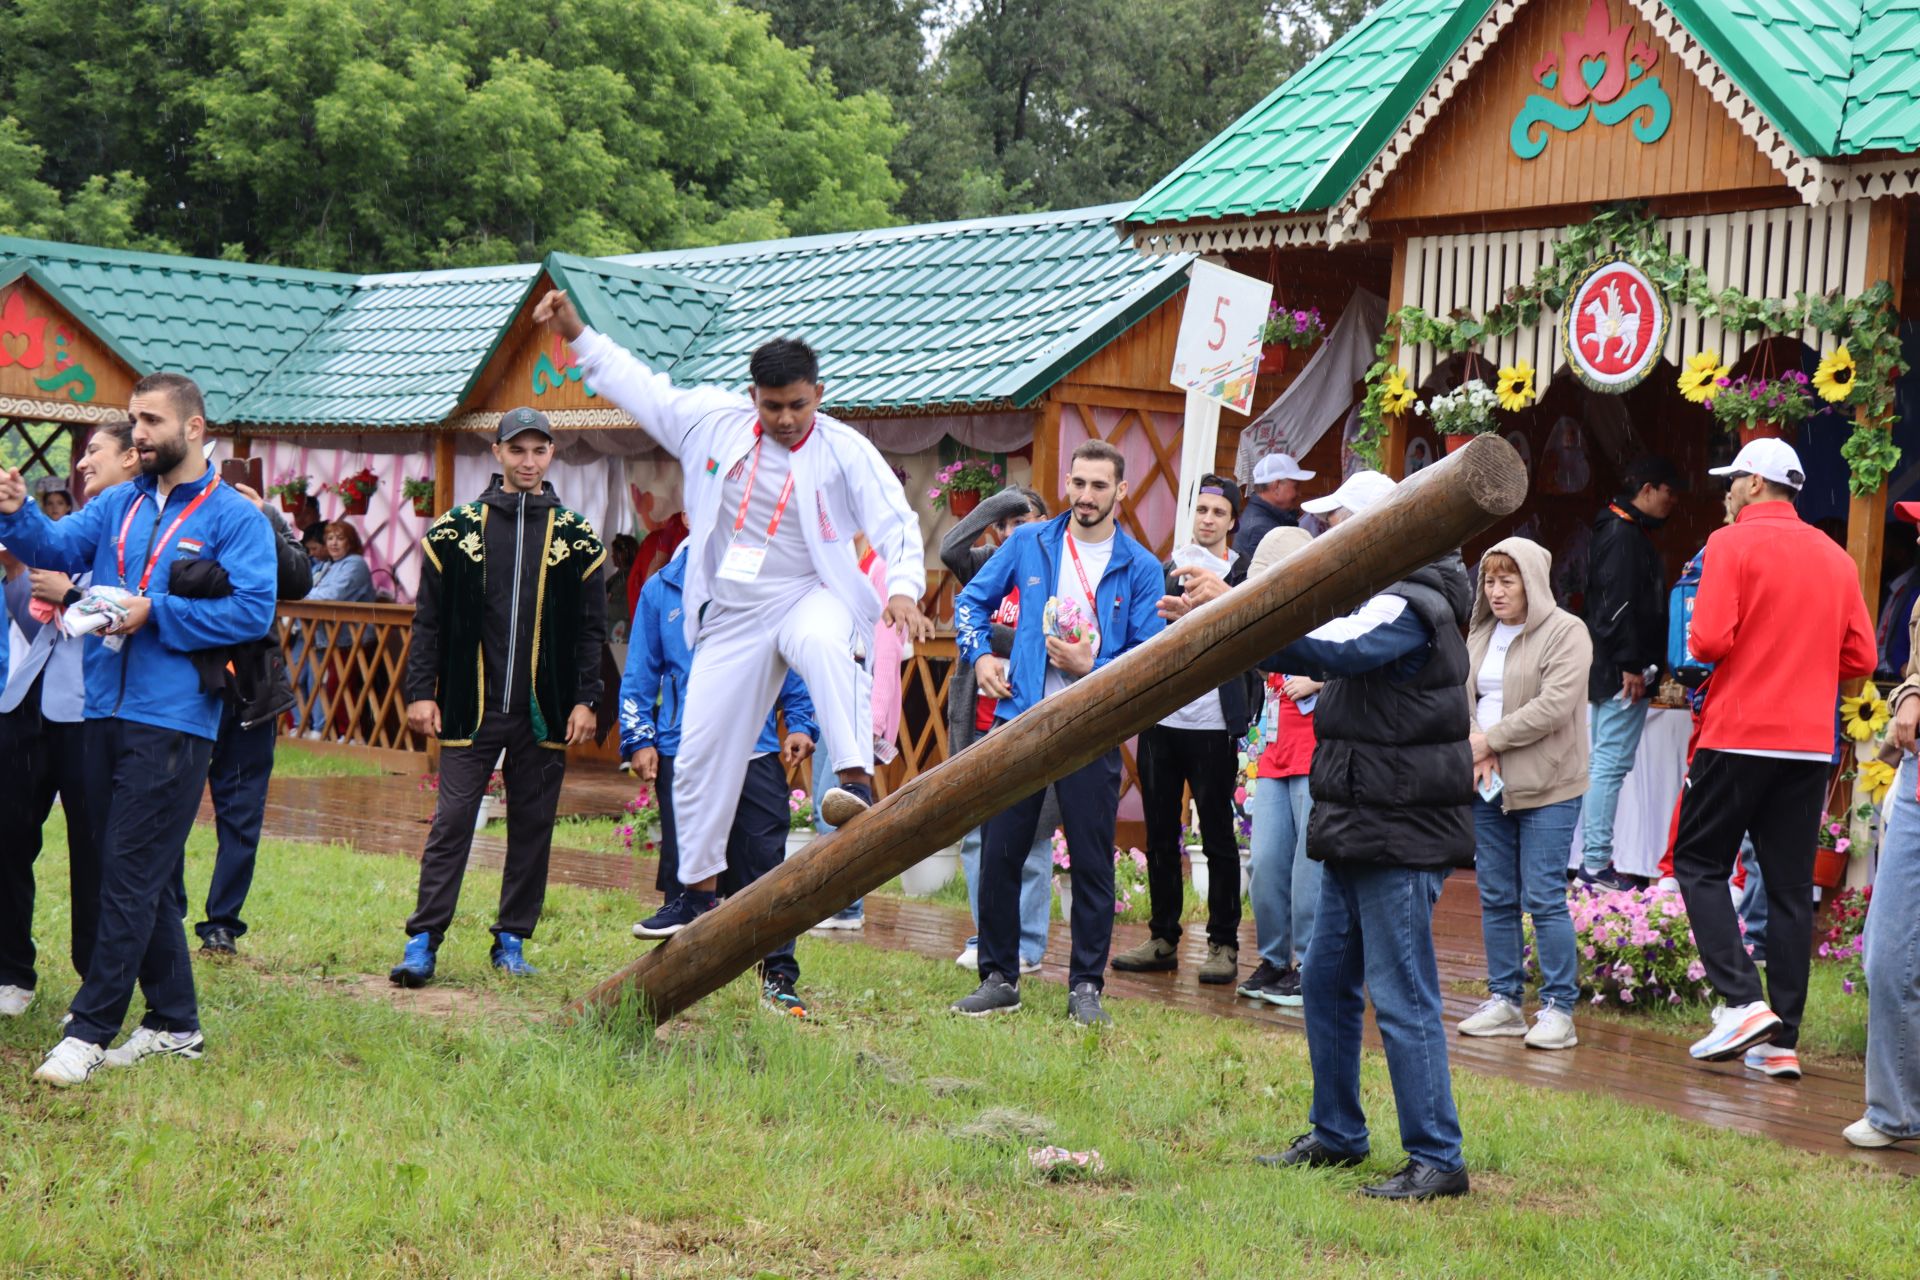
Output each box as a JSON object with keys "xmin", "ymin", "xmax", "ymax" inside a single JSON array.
[{"xmin": 674, "ymin": 583, "xmax": 874, "ymax": 884}]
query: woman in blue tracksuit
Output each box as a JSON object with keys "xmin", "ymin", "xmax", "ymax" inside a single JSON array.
[{"xmin": 618, "ymin": 545, "xmax": 819, "ymax": 1015}]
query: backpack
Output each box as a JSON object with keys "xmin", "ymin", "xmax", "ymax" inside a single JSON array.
[{"xmin": 1667, "ymin": 548, "xmax": 1711, "ymax": 686}]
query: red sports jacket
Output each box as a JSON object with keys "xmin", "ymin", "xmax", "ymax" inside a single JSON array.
[{"xmin": 1689, "ymin": 502, "xmax": 1876, "ymax": 755}]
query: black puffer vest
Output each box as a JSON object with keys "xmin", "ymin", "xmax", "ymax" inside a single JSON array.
[{"xmin": 1305, "ymin": 554, "xmax": 1476, "ymax": 870}]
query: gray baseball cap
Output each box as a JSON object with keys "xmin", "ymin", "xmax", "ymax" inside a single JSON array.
[{"xmin": 497, "ymin": 406, "xmax": 553, "ymax": 443}]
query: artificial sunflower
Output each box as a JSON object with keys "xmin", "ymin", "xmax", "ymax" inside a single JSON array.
[
  {"xmin": 1496, "ymin": 361, "xmax": 1537, "ymax": 412},
  {"xmin": 1841, "ymin": 691, "xmax": 1892, "ymax": 743},
  {"xmin": 1380, "ymin": 366, "xmax": 1416, "ymax": 416},
  {"xmin": 1860, "ymin": 758, "xmax": 1897, "ymax": 807},
  {"xmin": 1814, "ymin": 344, "xmax": 1858, "ymax": 404},
  {"xmin": 1677, "ymin": 350, "xmax": 1730, "ymax": 404}
]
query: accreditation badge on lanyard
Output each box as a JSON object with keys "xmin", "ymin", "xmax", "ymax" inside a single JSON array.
[
  {"xmin": 716, "ymin": 437, "xmax": 796, "ymax": 584},
  {"xmin": 116, "ymin": 476, "xmax": 222, "ymax": 595}
]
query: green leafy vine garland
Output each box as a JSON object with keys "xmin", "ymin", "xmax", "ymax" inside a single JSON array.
[{"xmin": 1356, "ymin": 206, "xmax": 1906, "ymax": 496}]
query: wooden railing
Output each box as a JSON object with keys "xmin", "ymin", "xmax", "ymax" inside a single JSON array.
[{"xmin": 277, "ymin": 602, "xmax": 426, "ymax": 768}]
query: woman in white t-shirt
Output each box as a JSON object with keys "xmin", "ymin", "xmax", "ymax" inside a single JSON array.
[{"xmin": 1455, "ymin": 537, "xmax": 1593, "ymax": 1051}]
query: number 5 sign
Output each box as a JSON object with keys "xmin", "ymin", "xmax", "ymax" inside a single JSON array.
[{"xmin": 1169, "ymin": 260, "xmax": 1272, "ymax": 415}]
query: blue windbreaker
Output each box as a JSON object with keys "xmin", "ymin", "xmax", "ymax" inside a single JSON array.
[
  {"xmin": 618, "ymin": 548, "xmax": 818, "ymax": 758},
  {"xmin": 953, "ymin": 512, "xmax": 1166, "ymax": 723},
  {"xmin": 0, "ymin": 469, "xmax": 277, "ymax": 740}
]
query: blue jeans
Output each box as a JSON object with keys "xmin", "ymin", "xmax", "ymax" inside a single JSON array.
[
  {"xmin": 1249, "ymin": 776, "xmax": 1319, "ymax": 969},
  {"xmin": 1865, "ymin": 755, "xmax": 1920, "ymax": 1139},
  {"xmin": 961, "ymin": 822, "xmax": 1051, "ymax": 965},
  {"xmin": 1303, "ymin": 863, "xmax": 1463, "ymax": 1171},
  {"xmin": 69, "ymin": 719, "xmax": 213, "ymax": 1048},
  {"xmin": 198, "ymin": 700, "xmax": 277, "ymax": 940},
  {"xmin": 813, "ymin": 764, "xmax": 861, "ymax": 916},
  {"xmin": 1472, "ymin": 796, "xmax": 1580, "ymax": 1010},
  {"xmin": 1581, "ymin": 697, "xmax": 1649, "ymax": 872},
  {"xmin": 1735, "ymin": 839, "xmax": 1768, "ymax": 965}
]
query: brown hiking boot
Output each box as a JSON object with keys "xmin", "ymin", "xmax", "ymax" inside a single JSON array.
[
  {"xmin": 1198, "ymin": 944, "xmax": 1239, "ymax": 985},
  {"xmin": 1110, "ymin": 936, "xmax": 1177, "ymax": 972}
]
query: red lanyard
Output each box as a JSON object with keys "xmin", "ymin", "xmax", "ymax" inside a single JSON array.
[
  {"xmin": 731, "ymin": 434, "xmax": 797, "ymax": 540},
  {"xmin": 1065, "ymin": 533, "xmax": 1098, "ymax": 615},
  {"xmin": 116, "ymin": 477, "xmax": 221, "ymax": 594}
]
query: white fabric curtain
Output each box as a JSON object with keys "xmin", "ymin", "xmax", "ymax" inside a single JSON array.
[{"xmin": 1235, "ymin": 288, "xmax": 1388, "ymax": 484}]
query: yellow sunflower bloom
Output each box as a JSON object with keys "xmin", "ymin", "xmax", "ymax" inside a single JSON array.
[
  {"xmin": 1380, "ymin": 367, "xmax": 1416, "ymax": 417},
  {"xmin": 1813, "ymin": 345, "xmax": 1857, "ymax": 404},
  {"xmin": 1496, "ymin": 361, "xmax": 1537, "ymax": 412},
  {"xmin": 1677, "ymin": 351, "xmax": 1730, "ymax": 404},
  {"xmin": 1841, "ymin": 692, "xmax": 1891, "ymax": 743},
  {"xmin": 1860, "ymin": 758, "xmax": 1897, "ymax": 807}
]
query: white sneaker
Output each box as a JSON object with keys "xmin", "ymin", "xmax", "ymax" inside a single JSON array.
[
  {"xmin": 1843, "ymin": 1117, "xmax": 1904, "ymax": 1148},
  {"xmin": 1456, "ymin": 996, "xmax": 1527, "ymax": 1037},
  {"xmin": 33, "ymin": 1036, "xmax": 106, "ymax": 1087},
  {"xmin": 103, "ymin": 1026, "xmax": 205, "ymax": 1068},
  {"xmin": 303, "ymin": 729, "xmax": 323, "ymax": 740},
  {"xmin": 1656, "ymin": 876, "xmax": 1680, "ymax": 893},
  {"xmin": 0, "ymin": 984, "xmax": 33, "ymax": 1017},
  {"xmin": 1524, "ymin": 1007, "xmax": 1577, "ymax": 1050},
  {"xmin": 955, "ymin": 944, "xmax": 978, "ymax": 968},
  {"xmin": 1688, "ymin": 1001, "xmax": 1780, "ymax": 1061},
  {"xmin": 1020, "ymin": 957, "xmax": 1043, "ymax": 975},
  {"xmin": 1743, "ymin": 1044, "xmax": 1802, "ymax": 1079}
]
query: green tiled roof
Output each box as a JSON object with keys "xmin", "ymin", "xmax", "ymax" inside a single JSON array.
[
  {"xmin": 543, "ymin": 255, "xmax": 732, "ymax": 372},
  {"xmin": 0, "ymin": 234, "xmax": 358, "ymax": 419},
  {"xmin": 233, "ymin": 263, "xmax": 536, "ymax": 427},
  {"xmin": 612, "ymin": 204, "xmax": 1189, "ymax": 412},
  {"xmin": 1126, "ymin": 0, "xmax": 1920, "ymax": 230},
  {"xmin": 1125, "ymin": 0, "xmax": 1494, "ymax": 227}
]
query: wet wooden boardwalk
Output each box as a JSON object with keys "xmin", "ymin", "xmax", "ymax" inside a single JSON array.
[{"xmin": 225, "ymin": 769, "xmax": 1918, "ymax": 1172}]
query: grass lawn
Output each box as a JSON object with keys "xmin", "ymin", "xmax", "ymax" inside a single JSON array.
[
  {"xmin": 268, "ymin": 744, "xmax": 391, "ymax": 779},
  {"xmin": 2, "ymin": 816, "xmax": 1915, "ymax": 1278}
]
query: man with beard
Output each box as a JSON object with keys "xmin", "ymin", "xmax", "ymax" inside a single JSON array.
[
  {"xmin": 0, "ymin": 374, "xmax": 277, "ymax": 1086},
  {"xmin": 949, "ymin": 440, "xmax": 1166, "ymax": 1026}
]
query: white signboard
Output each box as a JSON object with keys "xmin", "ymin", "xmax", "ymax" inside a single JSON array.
[{"xmin": 1170, "ymin": 261, "xmax": 1272, "ymax": 415}]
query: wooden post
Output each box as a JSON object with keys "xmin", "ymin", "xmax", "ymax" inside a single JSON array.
[
  {"xmin": 1383, "ymin": 239, "xmax": 1411, "ymax": 479},
  {"xmin": 1846, "ymin": 200, "xmax": 1910, "ymax": 623},
  {"xmin": 1031, "ymin": 398, "xmax": 1062, "ymax": 510},
  {"xmin": 573, "ymin": 435, "xmax": 1529, "ymax": 1023},
  {"xmin": 433, "ymin": 431, "xmax": 457, "ymax": 516}
]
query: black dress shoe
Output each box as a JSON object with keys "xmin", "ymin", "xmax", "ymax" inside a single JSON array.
[
  {"xmin": 199, "ymin": 927, "xmax": 237, "ymax": 956},
  {"xmin": 1360, "ymin": 1159, "xmax": 1470, "ymax": 1200},
  {"xmin": 1254, "ymin": 1132, "xmax": 1366, "ymax": 1169}
]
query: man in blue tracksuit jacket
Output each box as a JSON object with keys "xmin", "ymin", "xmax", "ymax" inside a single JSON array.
[
  {"xmin": 948, "ymin": 440, "xmax": 1166, "ymax": 1026},
  {"xmin": 619, "ymin": 546, "xmax": 819, "ymax": 1015},
  {"xmin": 0, "ymin": 373, "xmax": 276, "ymax": 1086}
]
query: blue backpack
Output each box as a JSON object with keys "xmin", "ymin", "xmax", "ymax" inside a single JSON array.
[{"xmin": 1667, "ymin": 548, "xmax": 1711, "ymax": 686}]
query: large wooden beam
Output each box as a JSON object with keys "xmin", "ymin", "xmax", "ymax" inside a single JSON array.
[{"xmin": 575, "ymin": 436, "xmax": 1529, "ymax": 1022}]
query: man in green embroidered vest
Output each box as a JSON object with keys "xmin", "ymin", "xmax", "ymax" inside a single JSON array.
[{"xmin": 390, "ymin": 407, "xmax": 608, "ymax": 986}]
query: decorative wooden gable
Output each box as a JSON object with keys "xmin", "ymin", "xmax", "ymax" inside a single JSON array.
[
  {"xmin": 1355, "ymin": 0, "xmax": 1793, "ymax": 227},
  {"xmin": 455, "ymin": 273, "xmax": 628, "ymax": 429},
  {"xmin": 0, "ymin": 276, "xmax": 137, "ymax": 421}
]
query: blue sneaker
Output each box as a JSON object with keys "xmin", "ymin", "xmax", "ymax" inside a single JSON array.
[
  {"xmin": 1576, "ymin": 865, "xmax": 1630, "ymax": 892},
  {"xmin": 490, "ymin": 932, "xmax": 537, "ymax": 976},
  {"xmin": 631, "ymin": 891, "xmax": 717, "ymax": 939},
  {"xmin": 388, "ymin": 932, "xmax": 437, "ymax": 988}
]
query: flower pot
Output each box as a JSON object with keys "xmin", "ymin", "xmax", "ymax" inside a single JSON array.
[
  {"xmin": 1739, "ymin": 421, "xmax": 1786, "ymax": 446},
  {"xmin": 1190, "ymin": 851, "xmax": 1209, "ymax": 899},
  {"xmin": 785, "ymin": 830, "xmax": 813, "ymax": 861},
  {"xmin": 411, "ymin": 495, "xmax": 435, "ymax": 518},
  {"xmin": 1443, "ymin": 434, "xmax": 1472, "ymax": 454},
  {"xmin": 279, "ymin": 494, "xmax": 304, "ymax": 514},
  {"xmin": 1259, "ymin": 345, "xmax": 1288, "ymax": 377},
  {"xmin": 948, "ymin": 489, "xmax": 981, "ymax": 518},
  {"xmin": 341, "ymin": 495, "xmax": 370, "ymax": 517},
  {"xmin": 900, "ymin": 846, "xmax": 960, "ymax": 897},
  {"xmin": 1813, "ymin": 845, "xmax": 1849, "ymax": 891},
  {"xmin": 1053, "ymin": 874, "xmax": 1072, "ymax": 922}
]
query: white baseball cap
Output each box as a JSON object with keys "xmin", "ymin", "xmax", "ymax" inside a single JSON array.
[
  {"xmin": 1252, "ymin": 452, "xmax": 1315, "ymax": 485},
  {"xmin": 1708, "ymin": 438, "xmax": 1805, "ymax": 491},
  {"xmin": 1301, "ymin": 469, "xmax": 1396, "ymax": 517}
]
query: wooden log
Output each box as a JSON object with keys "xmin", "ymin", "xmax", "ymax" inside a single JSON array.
[{"xmin": 574, "ymin": 435, "xmax": 1529, "ymax": 1022}]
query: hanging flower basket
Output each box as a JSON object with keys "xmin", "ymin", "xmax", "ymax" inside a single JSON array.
[
  {"xmin": 402, "ymin": 476, "xmax": 435, "ymax": 518},
  {"xmin": 948, "ymin": 488, "xmax": 982, "ymax": 517},
  {"xmin": 928, "ymin": 458, "xmax": 1001, "ymax": 514},
  {"xmin": 1258, "ymin": 345, "xmax": 1288, "ymax": 378},
  {"xmin": 1702, "ymin": 371, "xmax": 1812, "ymax": 446},
  {"xmin": 268, "ymin": 473, "xmax": 311, "ymax": 514},
  {"xmin": 1813, "ymin": 845, "xmax": 1849, "ymax": 891},
  {"xmin": 1444, "ymin": 434, "xmax": 1473, "ymax": 454},
  {"xmin": 330, "ymin": 468, "xmax": 379, "ymax": 517}
]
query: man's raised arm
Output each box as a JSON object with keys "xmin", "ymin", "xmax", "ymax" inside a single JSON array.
[{"xmin": 533, "ymin": 289, "xmax": 743, "ymax": 462}]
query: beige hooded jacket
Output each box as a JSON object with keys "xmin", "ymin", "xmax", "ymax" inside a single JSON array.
[{"xmin": 1464, "ymin": 536, "xmax": 1593, "ymax": 812}]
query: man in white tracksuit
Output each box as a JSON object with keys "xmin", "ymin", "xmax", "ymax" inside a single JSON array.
[{"xmin": 535, "ymin": 289, "xmax": 932, "ymax": 930}]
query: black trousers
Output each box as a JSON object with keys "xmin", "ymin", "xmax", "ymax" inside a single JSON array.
[
  {"xmin": 0, "ymin": 680, "xmax": 100, "ymax": 990},
  {"xmin": 1672, "ymin": 749, "xmax": 1825, "ymax": 1049},
  {"xmin": 1137, "ymin": 723, "xmax": 1242, "ymax": 947},
  {"xmin": 980, "ymin": 747, "xmax": 1122, "ymax": 990},
  {"xmin": 655, "ymin": 752, "xmax": 798, "ymax": 982},
  {"xmin": 198, "ymin": 699, "xmax": 277, "ymax": 940},
  {"xmin": 406, "ymin": 712, "xmax": 567, "ymax": 947},
  {"xmin": 70, "ymin": 719, "xmax": 211, "ymax": 1047}
]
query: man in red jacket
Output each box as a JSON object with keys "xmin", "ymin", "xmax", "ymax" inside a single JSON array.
[{"xmin": 1676, "ymin": 438, "xmax": 1876, "ymax": 1073}]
